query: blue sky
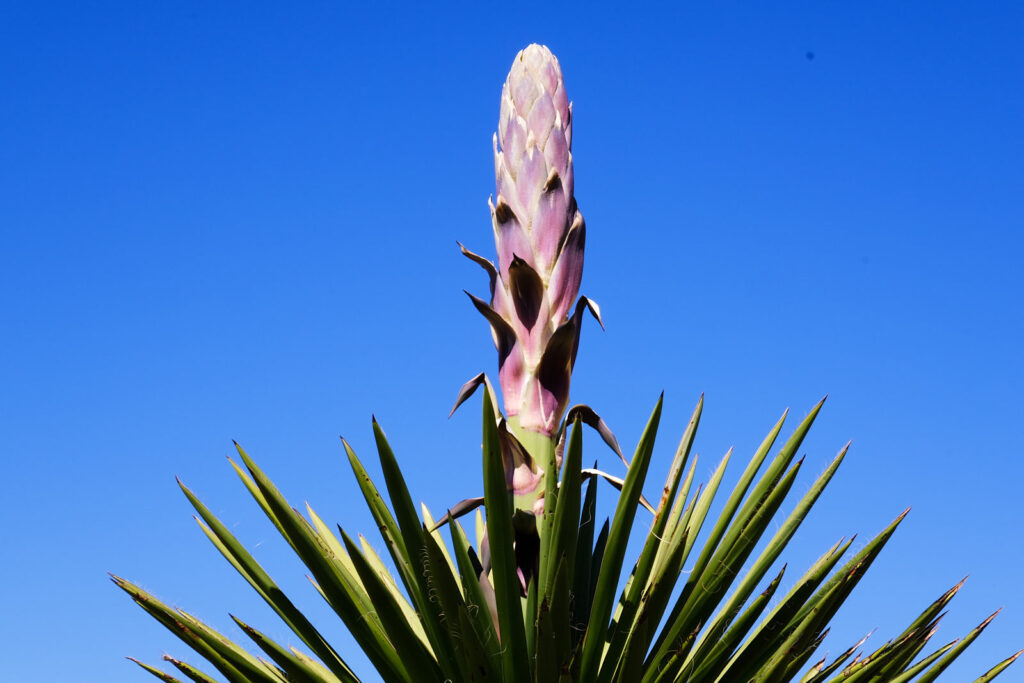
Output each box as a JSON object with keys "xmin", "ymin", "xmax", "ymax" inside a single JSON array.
[{"xmin": 1, "ymin": 2, "xmax": 1021, "ymax": 681}]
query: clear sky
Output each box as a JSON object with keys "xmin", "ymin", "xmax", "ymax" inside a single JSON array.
[{"xmin": 1, "ymin": 2, "xmax": 1021, "ymax": 681}]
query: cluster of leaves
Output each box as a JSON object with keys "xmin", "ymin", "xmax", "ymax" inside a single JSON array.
[{"xmin": 114, "ymin": 391, "xmax": 1020, "ymax": 682}]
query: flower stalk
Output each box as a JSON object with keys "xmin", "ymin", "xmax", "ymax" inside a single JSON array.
[{"xmin": 465, "ymin": 43, "xmax": 594, "ymax": 443}]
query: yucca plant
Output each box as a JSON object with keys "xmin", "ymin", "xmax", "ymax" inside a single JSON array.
[{"xmin": 114, "ymin": 44, "xmax": 1020, "ymax": 683}]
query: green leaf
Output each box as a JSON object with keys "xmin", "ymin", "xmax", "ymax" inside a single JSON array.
[
  {"xmin": 481, "ymin": 386, "xmax": 531, "ymax": 681},
  {"xmin": 540, "ymin": 418, "xmax": 582, "ymax": 668},
  {"xmin": 227, "ymin": 457, "xmax": 290, "ymax": 549},
  {"xmin": 719, "ymin": 510, "xmax": 908, "ymax": 682},
  {"xmin": 448, "ymin": 519, "xmax": 502, "ymax": 672},
  {"xmin": 851, "ymin": 615, "xmax": 945, "ymax": 681},
  {"xmin": 526, "ymin": 573, "xmax": 539, "ymax": 665},
  {"xmin": 112, "ymin": 575, "xmax": 279, "ymax": 683},
  {"xmin": 570, "ymin": 465, "xmax": 599, "ymax": 642},
  {"xmin": 535, "ymin": 581, "xmax": 558, "ymax": 683},
  {"xmin": 179, "ymin": 479, "xmax": 358, "ymax": 682},
  {"xmin": 667, "ymin": 441, "xmax": 849, "ymax": 680},
  {"xmin": 682, "ymin": 566, "xmax": 786, "ymax": 683},
  {"xmin": 972, "ymin": 649, "xmax": 1023, "ymax": 683},
  {"xmin": 619, "ymin": 495, "xmax": 700, "ymax": 672},
  {"xmin": 652, "ymin": 457, "xmax": 807, "ymax": 682},
  {"xmin": 370, "ymin": 419, "xmax": 460, "ymax": 679},
  {"xmin": 748, "ymin": 574, "xmax": 850, "ymax": 682},
  {"xmin": 642, "ymin": 448, "xmax": 735, "ymax": 677},
  {"xmin": 617, "ymin": 523, "xmax": 692, "ymax": 683},
  {"xmin": 776, "ymin": 627, "xmax": 833, "ymax": 682},
  {"xmin": 341, "ymin": 438, "xmax": 412, "ymax": 588},
  {"xmin": 456, "ymin": 606, "xmax": 500, "ymax": 683},
  {"xmin": 544, "ymin": 417, "xmax": 583, "ymax": 604},
  {"xmin": 598, "ymin": 396, "xmax": 701, "ymax": 682},
  {"xmin": 788, "ymin": 509, "xmax": 909, "ymax": 631},
  {"xmin": 550, "ymin": 555, "xmax": 573, "ymax": 675},
  {"xmin": 704, "ymin": 536, "xmax": 854, "ymax": 683},
  {"xmin": 421, "ymin": 526, "xmax": 496, "ymax": 682},
  {"xmin": 589, "ymin": 518, "xmax": 610, "ymax": 605},
  {"xmin": 163, "ymin": 656, "xmax": 221, "ymax": 683},
  {"xmin": 829, "ymin": 620, "xmax": 940, "ymax": 683},
  {"xmin": 799, "ymin": 632, "xmax": 871, "ymax": 683},
  {"xmin": 877, "ymin": 641, "xmax": 957, "ymax": 683},
  {"xmin": 342, "ymin": 438, "xmax": 442, "ymax": 653},
  {"xmin": 684, "ymin": 442, "xmax": 848, "ymax": 675},
  {"xmin": 127, "ymin": 658, "xmax": 184, "ymax": 683},
  {"xmin": 354, "ymin": 532, "xmax": 430, "ymax": 649},
  {"xmin": 231, "ymin": 614, "xmax": 336, "ymax": 683},
  {"xmin": 646, "ymin": 399, "xmax": 702, "ymax": 581},
  {"xmin": 913, "ymin": 610, "xmax": 1002, "ymax": 683},
  {"xmin": 578, "ymin": 394, "xmax": 663, "ymax": 682},
  {"xmin": 339, "ymin": 529, "xmax": 440, "ymax": 682},
  {"xmin": 905, "ymin": 579, "xmax": 966, "ymax": 633},
  {"xmin": 648, "ymin": 401, "xmax": 820, "ymax": 675},
  {"xmin": 677, "ymin": 450, "xmax": 728, "ymax": 565},
  {"xmin": 232, "ymin": 443, "xmax": 406, "ymax": 681},
  {"xmin": 421, "ymin": 503, "xmax": 459, "ymax": 582}
]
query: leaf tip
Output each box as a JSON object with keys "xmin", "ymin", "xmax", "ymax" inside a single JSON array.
[{"xmin": 983, "ymin": 607, "xmax": 1003, "ymax": 624}]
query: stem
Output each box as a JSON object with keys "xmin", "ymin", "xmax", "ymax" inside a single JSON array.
[{"xmin": 509, "ymin": 415, "xmax": 560, "ymax": 617}]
